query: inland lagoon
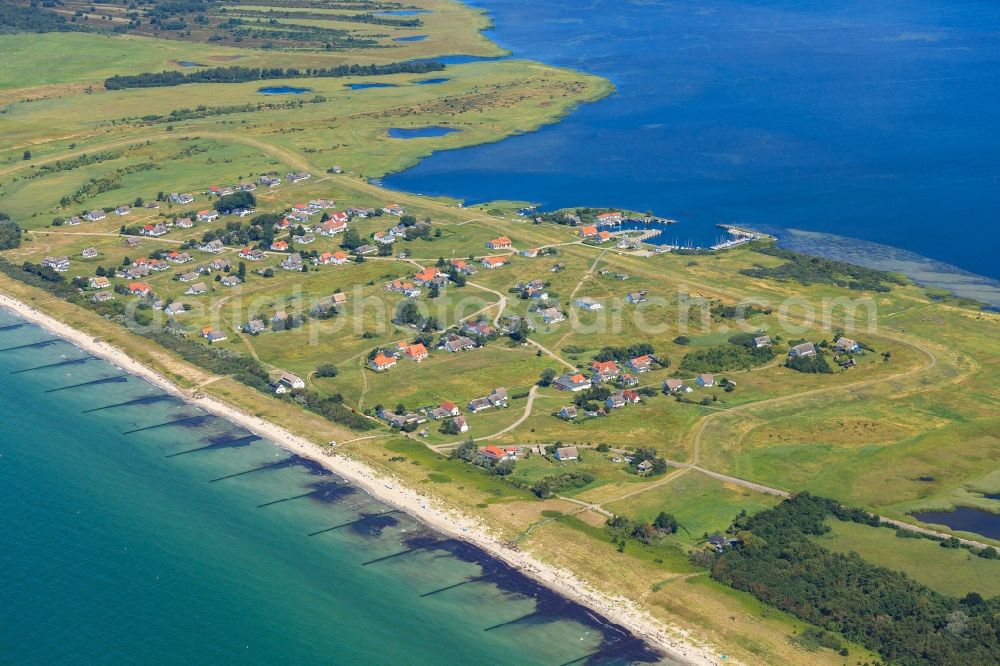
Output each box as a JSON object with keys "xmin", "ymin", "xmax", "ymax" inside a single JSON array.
[
  {"xmin": 0, "ymin": 308, "xmax": 667, "ymax": 665},
  {"xmin": 389, "ymin": 127, "xmax": 460, "ymax": 139},
  {"xmin": 258, "ymin": 86, "xmax": 312, "ymax": 95}
]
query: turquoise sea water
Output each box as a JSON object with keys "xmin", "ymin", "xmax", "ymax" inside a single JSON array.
[{"xmin": 0, "ymin": 309, "xmax": 666, "ymax": 665}]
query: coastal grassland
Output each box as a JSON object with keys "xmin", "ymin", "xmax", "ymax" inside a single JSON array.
[{"xmin": 815, "ymin": 519, "xmax": 1000, "ymax": 598}]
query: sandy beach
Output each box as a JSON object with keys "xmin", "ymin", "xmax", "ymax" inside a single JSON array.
[{"xmin": 0, "ymin": 291, "xmax": 721, "ymax": 666}]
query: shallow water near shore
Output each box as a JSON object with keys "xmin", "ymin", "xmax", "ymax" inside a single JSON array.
[
  {"xmin": 0, "ymin": 308, "xmax": 667, "ymax": 664},
  {"xmin": 386, "ymin": 0, "xmax": 1000, "ymax": 283}
]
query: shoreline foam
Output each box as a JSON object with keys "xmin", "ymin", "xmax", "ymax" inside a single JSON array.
[{"xmin": 0, "ymin": 291, "xmax": 719, "ymax": 666}]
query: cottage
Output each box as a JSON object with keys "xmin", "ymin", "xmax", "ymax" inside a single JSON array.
[
  {"xmin": 88, "ymin": 276, "xmax": 110, "ymax": 289},
  {"xmin": 486, "ymin": 236, "xmax": 512, "ymax": 250},
  {"xmin": 91, "ymin": 291, "xmax": 114, "ymax": 303},
  {"xmin": 354, "ymin": 244, "xmax": 376, "ymax": 256},
  {"xmin": 541, "ymin": 307, "xmax": 565, "ymax": 324},
  {"xmin": 42, "ymin": 256, "xmax": 70, "ymax": 272},
  {"xmin": 175, "ymin": 217, "xmax": 194, "ymax": 229},
  {"xmin": 605, "ymin": 392, "xmax": 627, "ymax": 410},
  {"xmin": 413, "ymin": 267, "xmax": 440, "ymax": 285},
  {"xmin": 244, "ymin": 319, "xmax": 266, "ymax": 335},
  {"xmin": 201, "ymin": 328, "xmax": 227, "ymax": 343},
  {"xmin": 240, "ymin": 248, "xmax": 264, "ymax": 261},
  {"xmin": 281, "ymin": 253, "xmax": 303, "ymax": 271},
  {"xmin": 278, "ymin": 372, "xmax": 306, "ymax": 391},
  {"xmin": 481, "ymin": 256, "xmax": 507, "ymax": 269},
  {"xmin": 113, "ymin": 205, "xmax": 130, "ymax": 217},
  {"xmin": 628, "ymin": 355, "xmax": 653, "ymax": 373},
  {"xmin": 258, "ymin": 175, "xmax": 281, "ymax": 187},
  {"xmin": 575, "ymin": 298, "xmax": 602, "ymax": 311},
  {"xmin": 177, "ymin": 271, "xmax": 200, "ymax": 283},
  {"xmin": 270, "ymin": 240, "xmax": 289, "ymax": 252},
  {"xmin": 368, "ymin": 353, "xmax": 397, "ymax": 372},
  {"xmin": 488, "ymin": 387, "xmax": 508, "ymax": 407},
  {"xmin": 286, "ymin": 172, "xmax": 311, "ymax": 183},
  {"xmin": 332, "ymin": 292, "xmax": 348, "ymax": 306},
  {"xmin": 382, "ymin": 204, "xmax": 404, "ymax": 216},
  {"xmin": 404, "ymin": 343, "xmax": 429, "ymax": 361},
  {"xmin": 663, "ymin": 378, "xmax": 690, "ymax": 394},
  {"xmin": 622, "ymin": 389, "xmax": 641, "ymax": 403},
  {"xmin": 834, "ymin": 337, "xmax": 861, "ymax": 353},
  {"xmin": 185, "ymin": 282, "xmax": 208, "ymax": 295},
  {"xmin": 467, "ymin": 397, "xmax": 491, "ymax": 413},
  {"xmin": 558, "ymin": 406, "xmax": 578, "ymax": 420},
  {"xmin": 220, "ymin": 275, "xmax": 241, "ymax": 287},
  {"xmin": 129, "ymin": 282, "xmax": 151, "ymax": 296},
  {"xmin": 123, "ymin": 237, "xmax": 142, "ymax": 249},
  {"xmin": 449, "ymin": 259, "xmax": 474, "ymax": 274},
  {"xmin": 196, "ymin": 210, "xmax": 219, "ymax": 223},
  {"xmin": 444, "ymin": 336, "xmax": 475, "ymax": 353},
  {"xmin": 625, "ymin": 291, "xmax": 647, "ymax": 304},
  {"xmin": 553, "ymin": 373, "xmax": 592, "ymax": 392},
  {"xmin": 211, "ymin": 256, "xmax": 234, "ymax": 270},
  {"xmin": 318, "ymin": 219, "xmax": 347, "ymax": 236},
  {"xmin": 521, "ymin": 248, "xmax": 539, "ymax": 258},
  {"xmin": 554, "ymin": 446, "xmax": 579, "ymax": 461},
  {"xmin": 66, "ymin": 216, "xmax": 83, "ymax": 226},
  {"xmin": 696, "ymin": 373, "xmax": 715, "ymax": 388},
  {"xmin": 167, "ymin": 251, "xmax": 192, "ymax": 264},
  {"xmin": 164, "ymin": 302, "xmax": 186, "ymax": 316},
  {"xmin": 451, "ymin": 416, "xmax": 469, "ymax": 433},
  {"xmin": 590, "ymin": 360, "xmax": 620, "ymax": 382},
  {"xmin": 463, "ymin": 320, "xmax": 495, "ymax": 338},
  {"xmin": 789, "ymin": 342, "xmax": 817, "ymax": 358},
  {"xmin": 86, "ymin": 210, "xmax": 106, "ymax": 221},
  {"xmin": 578, "ymin": 225, "xmax": 598, "ymax": 238},
  {"xmin": 439, "ymin": 400, "xmax": 460, "ymax": 417},
  {"xmin": 636, "ymin": 460, "xmax": 653, "ymax": 474},
  {"xmin": 170, "ymin": 193, "xmax": 195, "ymax": 204},
  {"xmin": 199, "ymin": 239, "xmax": 224, "ymax": 253},
  {"xmin": 754, "ymin": 335, "xmax": 772, "ymax": 348}
]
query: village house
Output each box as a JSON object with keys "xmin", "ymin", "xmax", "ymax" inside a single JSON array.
[
  {"xmin": 834, "ymin": 337, "xmax": 861, "ymax": 353},
  {"xmin": 382, "ymin": 203, "xmax": 404, "ymax": 216},
  {"xmin": 277, "ymin": 371, "xmax": 306, "ymax": 391},
  {"xmin": 164, "ymin": 302, "xmax": 186, "ymax": 317},
  {"xmin": 636, "ymin": 460, "xmax": 654, "ymax": 474},
  {"xmin": 628, "ymin": 355, "xmax": 653, "ymax": 373},
  {"xmin": 449, "ymin": 258, "xmax": 475, "ymax": 275},
  {"xmin": 347, "ymin": 207, "xmax": 375, "ymax": 218},
  {"xmin": 298, "ymin": 234, "xmax": 316, "ymax": 245},
  {"xmin": 619, "ymin": 373, "xmax": 639, "ymax": 387},
  {"xmin": 177, "ymin": 271, "xmax": 200, "ymax": 283},
  {"xmin": 166, "ymin": 251, "xmax": 192, "ymax": 264},
  {"xmin": 185, "ymin": 282, "xmax": 208, "ymax": 295},
  {"xmin": 238, "ymin": 182, "xmax": 257, "ymax": 192},
  {"xmin": 220, "ymin": 275, "xmax": 241, "ymax": 287},
  {"xmin": 66, "ymin": 216, "xmax": 83, "ymax": 226},
  {"xmin": 170, "ymin": 193, "xmax": 195, "ymax": 204},
  {"xmin": 91, "ymin": 291, "xmax": 114, "ymax": 303},
  {"xmin": 443, "ymin": 335, "xmax": 476, "ymax": 353},
  {"xmin": 596, "ymin": 231, "xmax": 612, "ymax": 243},
  {"xmin": 318, "ymin": 219, "xmax": 347, "ymax": 236},
  {"xmin": 789, "ymin": 342, "xmax": 817, "ymax": 358},
  {"xmin": 114, "ymin": 205, "xmax": 131, "ymax": 216},
  {"xmin": 141, "ymin": 223, "xmax": 168, "ymax": 237},
  {"xmin": 175, "ymin": 217, "xmax": 194, "ymax": 229},
  {"xmin": 368, "ymin": 353, "xmax": 397, "ymax": 372},
  {"xmin": 286, "ymin": 172, "xmax": 311, "ymax": 183},
  {"xmin": 201, "ymin": 327, "xmax": 227, "ymax": 343},
  {"xmin": 481, "ymin": 256, "xmax": 507, "ymax": 270},
  {"xmin": 404, "ymin": 343, "xmax": 429, "ymax": 362},
  {"xmin": 199, "ymin": 239, "xmax": 224, "ymax": 253},
  {"xmin": 462, "ymin": 320, "xmax": 495, "ymax": 338},
  {"xmin": 575, "ymin": 297, "xmax": 603, "ymax": 311},
  {"xmin": 697, "ymin": 373, "xmax": 715, "ymax": 388},
  {"xmin": 626, "ymin": 291, "xmax": 647, "ymax": 304},
  {"xmin": 467, "ymin": 397, "xmax": 491, "ymax": 413},
  {"xmin": 578, "ymin": 225, "xmax": 598, "ymax": 238},
  {"xmin": 42, "ymin": 256, "xmax": 70, "ymax": 272},
  {"xmin": 123, "ymin": 237, "xmax": 142, "ymax": 249},
  {"xmin": 233, "ymin": 208, "xmax": 255, "ymax": 218},
  {"xmin": 553, "ymin": 373, "xmax": 592, "ymax": 392},
  {"xmin": 270, "ymin": 240, "xmax": 289, "ymax": 252},
  {"xmin": 372, "ymin": 230, "xmax": 395, "ymax": 245},
  {"xmin": 86, "ymin": 210, "xmax": 107, "ymax": 222},
  {"xmin": 541, "ymin": 307, "xmax": 565, "ymax": 324},
  {"xmin": 450, "ymin": 416, "xmax": 469, "ymax": 433},
  {"xmin": 488, "ymin": 387, "xmax": 508, "ymax": 407},
  {"xmin": 558, "ymin": 406, "xmax": 578, "ymax": 420},
  {"xmin": 521, "ymin": 248, "xmax": 539, "ymax": 258},
  {"xmin": 754, "ymin": 335, "xmax": 772, "ymax": 348},
  {"xmin": 663, "ymin": 378, "xmax": 690, "ymax": 394},
  {"xmin": 554, "ymin": 446, "xmax": 579, "ymax": 461},
  {"xmin": 413, "ymin": 267, "xmax": 441, "ymax": 286},
  {"xmin": 239, "ymin": 248, "xmax": 264, "ymax": 261},
  {"xmin": 244, "ymin": 320, "xmax": 266, "ymax": 335},
  {"xmin": 196, "ymin": 210, "xmax": 219, "ymax": 223},
  {"xmin": 319, "ymin": 251, "xmax": 350, "ymax": 266},
  {"xmin": 88, "ymin": 276, "xmax": 110, "ymax": 290},
  {"xmin": 622, "ymin": 389, "xmax": 641, "ymax": 403},
  {"xmin": 129, "ymin": 282, "xmax": 152, "ymax": 296},
  {"xmin": 590, "ymin": 360, "xmax": 620, "ymax": 382},
  {"xmin": 258, "ymin": 175, "xmax": 281, "ymax": 188},
  {"xmin": 438, "ymin": 401, "xmax": 460, "ymax": 417},
  {"xmin": 354, "ymin": 244, "xmax": 376, "ymax": 256},
  {"xmin": 486, "ymin": 236, "xmax": 513, "ymax": 250},
  {"xmin": 281, "ymin": 253, "xmax": 303, "ymax": 271},
  {"xmin": 606, "ymin": 392, "xmax": 627, "ymax": 410},
  {"xmin": 387, "ymin": 280, "xmax": 420, "ymax": 298}
]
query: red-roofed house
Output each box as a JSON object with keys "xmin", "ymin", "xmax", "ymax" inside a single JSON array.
[
  {"xmin": 579, "ymin": 225, "xmax": 598, "ymax": 238},
  {"xmin": 481, "ymin": 256, "xmax": 506, "ymax": 269},
  {"xmin": 486, "ymin": 236, "xmax": 512, "ymax": 250}
]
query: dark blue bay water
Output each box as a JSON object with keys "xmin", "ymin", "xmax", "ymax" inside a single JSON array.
[
  {"xmin": 0, "ymin": 308, "xmax": 666, "ymax": 665},
  {"xmin": 384, "ymin": 0, "xmax": 1000, "ymax": 290}
]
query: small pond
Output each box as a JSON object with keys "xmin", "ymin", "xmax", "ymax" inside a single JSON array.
[
  {"xmin": 910, "ymin": 507, "xmax": 1000, "ymax": 541},
  {"xmin": 388, "ymin": 127, "xmax": 460, "ymax": 139},
  {"xmin": 375, "ymin": 9, "xmax": 430, "ymax": 16},
  {"xmin": 177, "ymin": 61, "xmax": 205, "ymax": 67},
  {"xmin": 346, "ymin": 82, "xmax": 399, "ymax": 90},
  {"xmin": 394, "ymin": 35, "xmax": 428, "ymax": 42},
  {"xmin": 258, "ymin": 86, "xmax": 312, "ymax": 95},
  {"xmin": 415, "ymin": 77, "xmax": 449, "ymax": 85}
]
